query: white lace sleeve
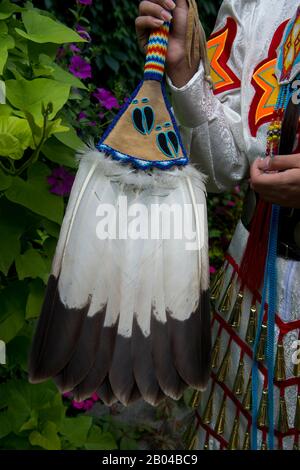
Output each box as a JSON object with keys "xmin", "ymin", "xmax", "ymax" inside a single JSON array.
[{"xmin": 166, "ymin": 0, "xmax": 257, "ymax": 193}]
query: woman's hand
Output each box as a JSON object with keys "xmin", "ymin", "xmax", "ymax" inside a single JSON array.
[
  {"xmin": 250, "ymin": 154, "xmax": 300, "ymax": 208},
  {"xmin": 135, "ymin": 0, "xmax": 199, "ymax": 87}
]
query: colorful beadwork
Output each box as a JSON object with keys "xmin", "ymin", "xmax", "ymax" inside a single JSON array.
[
  {"xmin": 265, "ymin": 80, "xmax": 295, "ymax": 158},
  {"xmin": 144, "ymin": 22, "xmax": 171, "ymax": 81}
]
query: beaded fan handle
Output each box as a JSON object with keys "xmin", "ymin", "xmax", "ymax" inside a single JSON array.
[{"xmin": 144, "ymin": 16, "xmax": 173, "ymax": 82}]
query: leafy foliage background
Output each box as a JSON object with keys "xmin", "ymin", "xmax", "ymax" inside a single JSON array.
[{"xmin": 0, "ymin": 0, "xmax": 241, "ymax": 451}]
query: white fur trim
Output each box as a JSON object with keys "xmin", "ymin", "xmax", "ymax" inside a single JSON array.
[{"xmin": 76, "ymin": 143, "xmax": 207, "ymax": 191}]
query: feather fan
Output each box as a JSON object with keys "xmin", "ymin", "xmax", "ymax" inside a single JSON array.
[{"xmin": 29, "ymin": 1, "xmax": 212, "ymax": 406}]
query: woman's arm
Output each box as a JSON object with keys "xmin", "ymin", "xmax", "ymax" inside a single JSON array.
[{"xmin": 166, "ymin": 0, "xmax": 254, "ymax": 193}]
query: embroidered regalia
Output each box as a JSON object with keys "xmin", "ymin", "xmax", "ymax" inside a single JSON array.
[{"xmin": 167, "ymin": 0, "xmax": 300, "ymax": 450}]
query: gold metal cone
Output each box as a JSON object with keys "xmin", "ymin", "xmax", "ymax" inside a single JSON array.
[
  {"xmin": 242, "ymin": 431, "xmax": 251, "ymax": 450},
  {"xmin": 257, "ymin": 389, "xmax": 268, "ymax": 428},
  {"xmin": 294, "ymin": 395, "xmax": 300, "ymax": 431},
  {"xmin": 183, "ymin": 416, "xmax": 197, "ymax": 448},
  {"xmin": 188, "ymin": 435, "xmax": 197, "ymax": 451},
  {"xmin": 190, "ymin": 390, "xmax": 201, "ymax": 409},
  {"xmin": 210, "ymin": 266, "xmax": 225, "ymax": 302},
  {"xmin": 246, "ymin": 305, "xmax": 257, "ymax": 346},
  {"xmin": 261, "ymin": 440, "xmax": 267, "ymax": 450},
  {"xmin": 202, "ymin": 388, "xmax": 214, "ymax": 425},
  {"xmin": 242, "ymin": 375, "xmax": 252, "ymax": 411},
  {"xmin": 233, "ymin": 358, "xmax": 245, "ymax": 397},
  {"xmin": 228, "ymin": 291, "xmax": 243, "ymax": 330},
  {"xmin": 256, "ymin": 323, "xmax": 267, "ymax": 362},
  {"xmin": 278, "ymin": 396, "xmax": 289, "ymax": 434},
  {"xmin": 203, "ymin": 434, "xmax": 210, "ymax": 450},
  {"xmin": 215, "ymin": 395, "xmax": 226, "ymax": 435},
  {"xmin": 216, "ymin": 342, "xmax": 231, "ymax": 383},
  {"xmin": 294, "ymin": 358, "xmax": 300, "ymax": 378},
  {"xmin": 211, "ymin": 335, "xmax": 221, "ymax": 370},
  {"xmin": 275, "ymin": 342, "xmax": 286, "ymax": 382},
  {"xmin": 219, "ymin": 278, "xmax": 234, "ymax": 315},
  {"xmin": 228, "ymin": 416, "xmax": 240, "ymax": 450}
]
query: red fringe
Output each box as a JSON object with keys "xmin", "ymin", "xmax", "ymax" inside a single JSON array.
[{"xmin": 239, "ymin": 199, "xmax": 272, "ymax": 292}]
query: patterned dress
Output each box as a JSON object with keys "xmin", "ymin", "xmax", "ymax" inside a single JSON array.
[{"xmin": 167, "ymin": 0, "xmax": 300, "ymax": 450}]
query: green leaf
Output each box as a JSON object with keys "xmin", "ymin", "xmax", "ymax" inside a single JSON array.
[
  {"xmin": 0, "ymin": 19, "xmax": 8, "ymax": 34},
  {"xmin": 45, "ymin": 118, "xmax": 70, "ymax": 140},
  {"xmin": 0, "ymin": 167, "xmax": 12, "ymax": 190},
  {"xmin": 0, "ymin": 104, "xmax": 13, "ymax": 117},
  {"xmin": 39, "ymin": 54, "xmax": 87, "ymax": 90},
  {"xmin": 5, "ymin": 78, "xmax": 71, "ymax": 124},
  {"xmin": 0, "ymin": 381, "xmax": 29, "ymax": 430},
  {"xmin": 60, "ymin": 416, "xmax": 92, "ymax": 447},
  {"xmin": 29, "ymin": 422, "xmax": 61, "ymax": 450},
  {"xmin": 0, "ymin": 0, "xmax": 23, "ymax": 20},
  {"xmin": 0, "ymin": 116, "xmax": 32, "ymax": 159},
  {"xmin": 20, "ymin": 410, "xmax": 38, "ymax": 432},
  {"xmin": 26, "ymin": 279, "xmax": 46, "ymax": 319},
  {"xmin": 6, "ymin": 335, "xmax": 31, "ymax": 371},
  {"xmin": 54, "ymin": 126, "xmax": 85, "ymax": 151},
  {"xmin": 16, "ymin": 248, "xmax": 49, "ymax": 282},
  {"xmin": 42, "ymin": 219, "xmax": 60, "ymax": 239},
  {"xmin": 0, "ymin": 411, "xmax": 12, "ymax": 439},
  {"xmin": 27, "ymin": 42, "xmax": 58, "ymax": 63},
  {"xmin": 0, "ymin": 80, "xmax": 5, "ymax": 104},
  {"xmin": 104, "ymin": 55, "xmax": 120, "ymax": 73},
  {"xmin": 42, "ymin": 137, "xmax": 77, "ymax": 169},
  {"xmin": 0, "ymin": 34, "xmax": 14, "ymax": 74},
  {"xmin": 2, "ymin": 379, "xmax": 60, "ymax": 435},
  {"xmin": 5, "ymin": 162, "xmax": 64, "ymax": 224},
  {"xmin": 0, "ymin": 200, "xmax": 31, "ymax": 275},
  {"xmin": 85, "ymin": 426, "xmax": 117, "ymax": 450},
  {"xmin": 120, "ymin": 436, "xmax": 138, "ymax": 450},
  {"xmin": 16, "ymin": 10, "xmax": 86, "ymax": 44},
  {"xmin": 0, "ymin": 281, "xmax": 28, "ymax": 343},
  {"xmin": 0, "ymin": 434, "xmax": 32, "ymax": 450},
  {"xmin": 38, "ymin": 393, "xmax": 65, "ymax": 429},
  {"xmin": 32, "ymin": 64, "xmax": 55, "ymax": 78}
]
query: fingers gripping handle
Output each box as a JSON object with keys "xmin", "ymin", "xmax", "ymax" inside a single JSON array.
[{"xmin": 144, "ymin": 2, "xmax": 176, "ymax": 81}]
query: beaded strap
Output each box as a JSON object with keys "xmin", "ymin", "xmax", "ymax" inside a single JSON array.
[
  {"xmin": 144, "ymin": 21, "xmax": 172, "ymax": 81},
  {"xmin": 144, "ymin": 0, "xmax": 177, "ymax": 83}
]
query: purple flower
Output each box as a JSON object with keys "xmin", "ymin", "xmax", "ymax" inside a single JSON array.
[
  {"xmin": 99, "ymin": 112, "xmax": 105, "ymax": 120},
  {"xmin": 226, "ymin": 200, "xmax": 236, "ymax": 208},
  {"xmin": 72, "ymin": 400, "xmax": 85, "ymax": 410},
  {"xmin": 93, "ymin": 88, "xmax": 120, "ymax": 110},
  {"xmin": 83, "ymin": 399, "xmax": 95, "ymax": 411},
  {"xmin": 76, "ymin": 24, "xmax": 92, "ymax": 42},
  {"xmin": 47, "ymin": 167, "xmax": 75, "ymax": 196},
  {"xmin": 69, "ymin": 56, "xmax": 92, "ymax": 79},
  {"xmin": 91, "ymin": 392, "xmax": 99, "ymax": 402},
  {"xmin": 70, "ymin": 43, "xmax": 81, "ymax": 53},
  {"xmin": 210, "ymin": 266, "xmax": 216, "ymax": 275},
  {"xmin": 77, "ymin": 111, "xmax": 88, "ymax": 121},
  {"xmin": 77, "ymin": 0, "xmax": 93, "ymax": 5}
]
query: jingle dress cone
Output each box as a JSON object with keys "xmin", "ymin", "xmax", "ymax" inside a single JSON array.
[
  {"xmin": 167, "ymin": 0, "xmax": 300, "ymax": 450},
  {"xmin": 28, "ymin": 4, "xmax": 211, "ymax": 406}
]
